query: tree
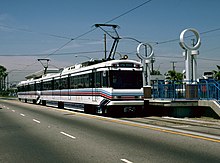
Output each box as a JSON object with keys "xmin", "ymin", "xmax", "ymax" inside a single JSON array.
[
  {"xmin": 213, "ymin": 65, "xmax": 220, "ymax": 80},
  {"xmin": 0, "ymin": 65, "xmax": 7, "ymax": 91},
  {"xmin": 151, "ymin": 70, "xmax": 161, "ymax": 75},
  {"xmin": 164, "ymin": 70, "xmax": 183, "ymax": 81}
]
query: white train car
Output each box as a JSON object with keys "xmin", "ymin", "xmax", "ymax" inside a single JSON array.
[{"xmin": 17, "ymin": 59, "xmax": 144, "ymax": 115}]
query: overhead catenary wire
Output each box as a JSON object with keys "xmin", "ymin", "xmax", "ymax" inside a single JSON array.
[
  {"xmin": 105, "ymin": 0, "xmax": 153, "ymax": 23},
  {"xmin": 0, "ymin": 24, "xmax": 72, "ymax": 40},
  {"xmin": 156, "ymin": 27, "xmax": 220, "ymax": 45},
  {"xmin": 10, "ymin": 0, "xmax": 155, "ymax": 70},
  {"xmin": 0, "ymin": 50, "xmax": 105, "ymax": 56},
  {"xmin": 47, "ymin": 0, "xmax": 154, "ymax": 57}
]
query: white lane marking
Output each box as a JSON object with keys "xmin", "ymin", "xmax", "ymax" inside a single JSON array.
[
  {"xmin": 121, "ymin": 159, "xmax": 133, "ymax": 163},
  {"xmin": 12, "ymin": 110, "xmax": 15, "ymax": 112},
  {"xmin": 33, "ymin": 119, "xmax": 41, "ymax": 124},
  {"xmin": 20, "ymin": 113, "xmax": 25, "ymax": 117},
  {"xmin": 60, "ymin": 131, "xmax": 76, "ymax": 139}
]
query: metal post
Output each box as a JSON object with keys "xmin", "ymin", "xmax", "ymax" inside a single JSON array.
[
  {"xmin": 104, "ymin": 34, "xmax": 107, "ymax": 60},
  {"xmin": 137, "ymin": 43, "xmax": 154, "ymax": 86},
  {"xmin": 180, "ymin": 28, "xmax": 201, "ymax": 83}
]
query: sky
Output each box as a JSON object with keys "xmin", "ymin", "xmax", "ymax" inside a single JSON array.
[{"xmin": 1, "ymin": 0, "xmax": 220, "ymax": 84}]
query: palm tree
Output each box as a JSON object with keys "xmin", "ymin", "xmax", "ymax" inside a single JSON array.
[
  {"xmin": 165, "ymin": 70, "xmax": 183, "ymax": 81},
  {"xmin": 213, "ymin": 65, "xmax": 220, "ymax": 80},
  {"xmin": 0, "ymin": 65, "xmax": 7, "ymax": 91},
  {"xmin": 150, "ymin": 70, "xmax": 161, "ymax": 75}
]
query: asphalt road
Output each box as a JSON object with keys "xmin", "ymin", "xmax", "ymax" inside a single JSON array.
[{"xmin": 1, "ymin": 99, "xmax": 220, "ymax": 163}]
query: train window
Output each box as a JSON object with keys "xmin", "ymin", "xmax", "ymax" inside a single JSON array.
[
  {"xmin": 70, "ymin": 73, "xmax": 92, "ymax": 89},
  {"xmin": 109, "ymin": 70, "xmax": 142, "ymax": 89},
  {"xmin": 42, "ymin": 81, "xmax": 52, "ymax": 90},
  {"xmin": 17, "ymin": 86, "xmax": 23, "ymax": 92},
  {"xmin": 36, "ymin": 82, "xmax": 41, "ymax": 91},
  {"xmin": 70, "ymin": 76, "xmax": 75, "ymax": 89},
  {"xmin": 54, "ymin": 79, "xmax": 60, "ymax": 90},
  {"xmin": 95, "ymin": 72, "xmax": 101, "ymax": 88},
  {"xmin": 70, "ymin": 75, "xmax": 79, "ymax": 89},
  {"xmin": 29, "ymin": 83, "xmax": 35, "ymax": 91},
  {"xmin": 60, "ymin": 77, "xmax": 68, "ymax": 89},
  {"xmin": 84, "ymin": 74, "xmax": 90, "ymax": 88},
  {"xmin": 89, "ymin": 73, "xmax": 94, "ymax": 88},
  {"xmin": 24, "ymin": 85, "xmax": 29, "ymax": 91},
  {"xmin": 78, "ymin": 75, "xmax": 83, "ymax": 88},
  {"xmin": 102, "ymin": 71, "xmax": 108, "ymax": 87}
]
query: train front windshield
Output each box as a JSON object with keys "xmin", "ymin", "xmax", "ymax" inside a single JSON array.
[{"xmin": 109, "ymin": 71, "xmax": 143, "ymax": 89}]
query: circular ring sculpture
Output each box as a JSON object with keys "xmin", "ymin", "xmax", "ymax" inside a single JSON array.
[
  {"xmin": 136, "ymin": 43, "xmax": 154, "ymax": 60},
  {"xmin": 180, "ymin": 28, "xmax": 201, "ymax": 50}
]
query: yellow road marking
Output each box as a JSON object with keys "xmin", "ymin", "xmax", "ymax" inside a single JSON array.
[
  {"xmin": 13, "ymin": 102, "xmax": 220, "ymax": 144},
  {"xmin": 62, "ymin": 110, "xmax": 220, "ymax": 143}
]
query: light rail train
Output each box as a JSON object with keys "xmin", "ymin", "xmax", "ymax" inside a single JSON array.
[{"xmin": 17, "ymin": 59, "xmax": 144, "ymax": 115}]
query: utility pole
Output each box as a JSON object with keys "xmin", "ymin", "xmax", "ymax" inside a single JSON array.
[
  {"xmin": 151, "ymin": 58, "xmax": 155, "ymax": 74},
  {"xmin": 171, "ymin": 61, "xmax": 177, "ymax": 71}
]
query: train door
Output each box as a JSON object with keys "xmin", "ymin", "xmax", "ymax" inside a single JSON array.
[
  {"xmin": 53, "ymin": 76, "xmax": 60, "ymax": 100},
  {"xmin": 52, "ymin": 78, "xmax": 55, "ymax": 99},
  {"xmin": 60, "ymin": 75, "xmax": 68, "ymax": 101},
  {"xmin": 68, "ymin": 75, "xmax": 71, "ymax": 100},
  {"xmin": 92, "ymin": 69, "xmax": 98, "ymax": 102}
]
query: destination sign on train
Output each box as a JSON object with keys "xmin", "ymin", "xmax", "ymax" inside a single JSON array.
[{"xmin": 118, "ymin": 63, "xmax": 134, "ymax": 68}]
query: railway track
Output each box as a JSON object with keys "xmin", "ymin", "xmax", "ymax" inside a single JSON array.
[{"xmin": 120, "ymin": 116, "xmax": 220, "ymax": 137}]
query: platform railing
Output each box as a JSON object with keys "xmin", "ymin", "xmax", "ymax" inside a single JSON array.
[{"xmin": 152, "ymin": 80, "xmax": 220, "ymax": 101}]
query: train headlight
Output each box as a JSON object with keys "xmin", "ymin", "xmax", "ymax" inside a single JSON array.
[
  {"xmin": 113, "ymin": 96, "xmax": 121, "ymax": 99},
  {"xmin": 122, "ymin": 55, "xmax": 128, "ymax": 60}
]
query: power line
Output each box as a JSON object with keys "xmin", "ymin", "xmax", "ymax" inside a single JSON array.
[
  {"xmin": 0, "ymin": 50, "xmax": 104, "ymax": 57},
  {"xmin": 0, "ymin": 24, "xmax": 72, "ymax": 40},
  {"xmin": 105, "ymin": 0, "xmax": 154, "ymax": 23},
  {"xmin": 156, "ymin": 27, "xmax": 220, "ymax": 45},
  {"xmin": 200, "ymin": 27, "xmax": 220, "ymax": 35},
  {"xmin": 198, "ymin": 57, "xmax": 220, "ymax": 62},
  {"xmin": 1, "ymin": 0, "xmax": 155, "ymax": 60},
  {"xmin": 10, "ymin": 0, "xmax": 155, "ymax": 72},
  {"xmin": 44, "ymin": 39, "xmax": 74, "ymax": 58}
]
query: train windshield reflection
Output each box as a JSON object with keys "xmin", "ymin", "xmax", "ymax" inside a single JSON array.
[{"xmin": 109, "ymin": 71, "xmax": 142, "ymax": 89}]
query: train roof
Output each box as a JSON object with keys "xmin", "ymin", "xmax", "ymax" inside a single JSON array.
[
  {"xmin": 18, "ymin": 59, "xmax": 142, "ymax": 85},
  {"xmin": 25, "ymin": 68, "xmax": 61, "ymax": 80},
  {"xmin": 61, "ymin": 59, "xmax": 141, "ymax": 74}
]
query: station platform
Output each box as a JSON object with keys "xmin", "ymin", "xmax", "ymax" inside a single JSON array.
[{"xmin": 144, "ymin": 99, "xmax": 220, "ymax": 118}]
